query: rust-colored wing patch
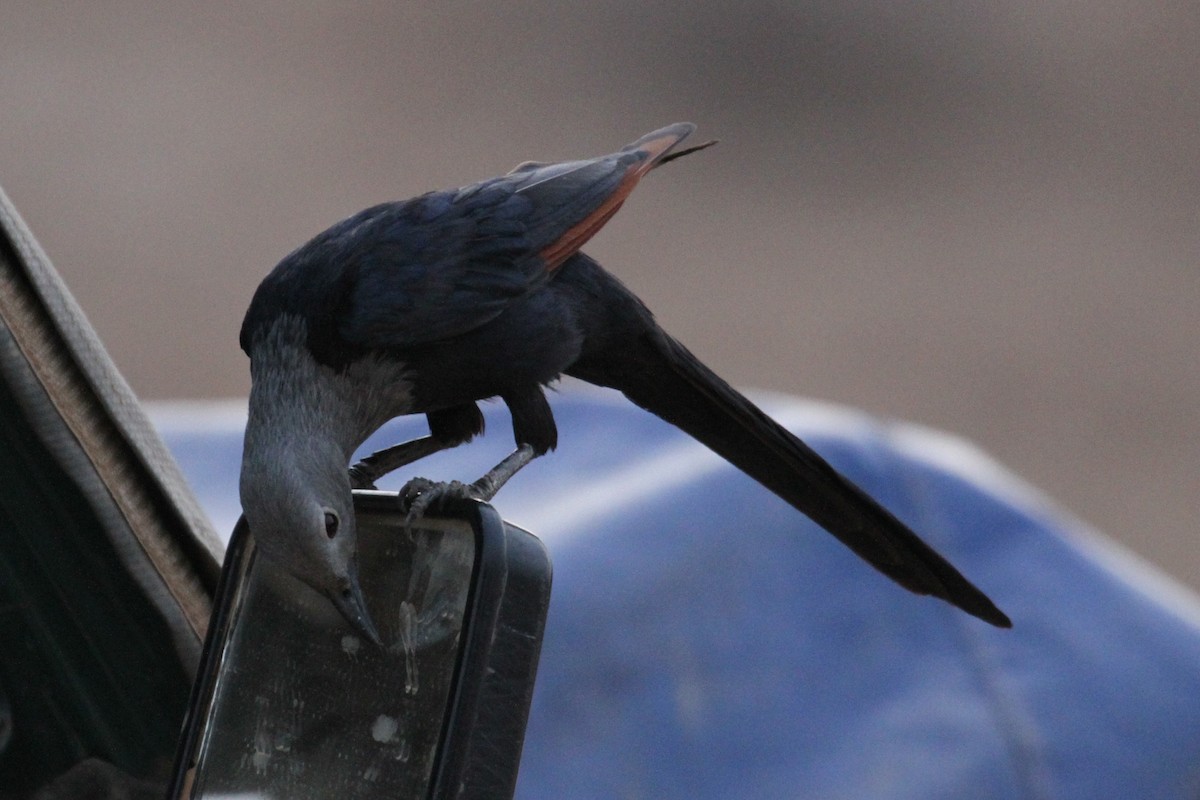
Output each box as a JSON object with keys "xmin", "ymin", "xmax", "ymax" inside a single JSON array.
[{"xmin": 539, "ymin": 126, "xmax": 694, "ymax": 271}]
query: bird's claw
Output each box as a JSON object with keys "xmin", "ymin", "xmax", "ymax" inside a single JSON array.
[
  {"xmin": 399, "ymin": 477, "xmax": 485, "ymax": 527},
  {"xmin": 347, "ymin": 464, "xmax": 378, "ymax": 491},
  {"xmin": 396, "ymin": 446, "xmax": 536, "ymax": 527}
]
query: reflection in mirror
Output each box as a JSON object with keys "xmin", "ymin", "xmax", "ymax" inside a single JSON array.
[{"xmin": 183, "ymin": 512, "xmax": 476, "ymax": 800}]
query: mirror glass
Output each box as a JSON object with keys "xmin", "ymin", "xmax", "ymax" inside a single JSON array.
[{"xmin": 183, "ymin": 511, "xmax": 477, "ymax": 800}]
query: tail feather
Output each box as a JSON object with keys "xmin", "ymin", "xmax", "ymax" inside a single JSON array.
[{"xmin": 573, "ymin": 329, "xmax": 1011, "ymax": 628}]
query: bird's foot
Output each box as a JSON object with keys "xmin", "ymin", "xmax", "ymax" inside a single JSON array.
[
  {"xmin": 399, "ymin": 478, "xmax": 486, "ymax": 527},
  {"xmin": 398, "ymin": 444, "xmax": 537, "ymax": 527},
  {"xmin": 347, "ymin": 463, "xmax": 379, "ymax": 491}
]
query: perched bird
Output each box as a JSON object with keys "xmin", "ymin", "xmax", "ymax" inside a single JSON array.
[{"xmin": 239, "ymin": 123, "xmax": 1011, "ymax": 644}]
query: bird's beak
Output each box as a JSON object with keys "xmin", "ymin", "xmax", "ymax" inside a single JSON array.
[{"xmin": 329, "ymin": 567, "xmax": 383, "ymax": 647}]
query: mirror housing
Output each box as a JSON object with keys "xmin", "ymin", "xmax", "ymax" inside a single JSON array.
[{"xmin": 168, "ymin": 493, "xmax": 551, "ymax": 800}]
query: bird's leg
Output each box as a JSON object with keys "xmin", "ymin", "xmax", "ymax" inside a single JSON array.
[
  {"xmin": 468, "ymin": 444, "xmax": 537, "ymax": 499},
  {"xmin": 348, "ymin": 436, "xmax": 448, "ymax": 489},
  {"xmin": 400, "ymin": 444, "xmax": 537, "ymax": 525}
]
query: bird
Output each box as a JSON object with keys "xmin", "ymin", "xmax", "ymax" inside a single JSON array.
[{"xmin": 238, "ymin": 123, "xmax": 1011, "ymax": 645}]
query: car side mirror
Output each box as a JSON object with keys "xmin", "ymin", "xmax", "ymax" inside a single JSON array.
[{"xmin": 167, "ymin": 493, "xmax": 551, "ymax": 800}]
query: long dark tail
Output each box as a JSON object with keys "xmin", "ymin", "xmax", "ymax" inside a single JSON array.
[{"xmin": 569, "ymin": 324, "xmax": 1011, "ymax": 628}]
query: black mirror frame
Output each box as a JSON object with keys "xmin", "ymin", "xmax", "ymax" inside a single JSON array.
[{"xmin": 167, "ymin": 493, "xmax": 551, "ymax": 800}]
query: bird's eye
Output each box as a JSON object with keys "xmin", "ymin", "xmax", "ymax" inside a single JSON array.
[{"xmin": 323, "ymin": 511, "xmax": 339, "ymax": 539}]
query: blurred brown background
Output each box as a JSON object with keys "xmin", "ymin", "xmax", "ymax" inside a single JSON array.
[{"xmin": 0, "ymin": 3, "xmax": 1196, "ymax": 589}]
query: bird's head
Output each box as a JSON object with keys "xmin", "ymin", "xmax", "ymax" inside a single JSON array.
[{"xmin": 239, "ymin": 442, "xmax": 383, "ymax": 647}]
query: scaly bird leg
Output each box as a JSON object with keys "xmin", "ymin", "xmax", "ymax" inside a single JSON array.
[
  {"xmin": 400, "ymin": 444, "xmax": 537, "ymax": 525},
  {"xmin": 348, "ymin": 436, "xmax": 449, "ymax": 490}
]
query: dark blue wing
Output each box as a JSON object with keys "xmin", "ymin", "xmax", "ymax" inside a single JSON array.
[
  {"xmin": 338, "ymin": 186, "xmax": 543, "ymax": 347},
  {"xmin": 242, "ymin": 124, "xmax": 701, "ymax": 356}
]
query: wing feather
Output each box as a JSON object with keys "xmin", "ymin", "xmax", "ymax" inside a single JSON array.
[{"xmin": 244, "ymin": 125, "xmax": 703, "ymax": 359}]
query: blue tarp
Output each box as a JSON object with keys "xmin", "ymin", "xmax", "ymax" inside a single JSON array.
[{"xmin": 151, "ymin": 385, "xmax": 1200, "ymax": 799}]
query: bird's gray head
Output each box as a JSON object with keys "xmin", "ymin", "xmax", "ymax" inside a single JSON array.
[
  {"xmin": 238, "ymin": 313, "xmax": 405, "ymax": 645},
  {"xmin": 239, "ymin": 435, "xmax": 382, "ymax": 645},
  {"xmin": 238, "ymin": 313, "xmax": 386, "ymax": 646}
]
